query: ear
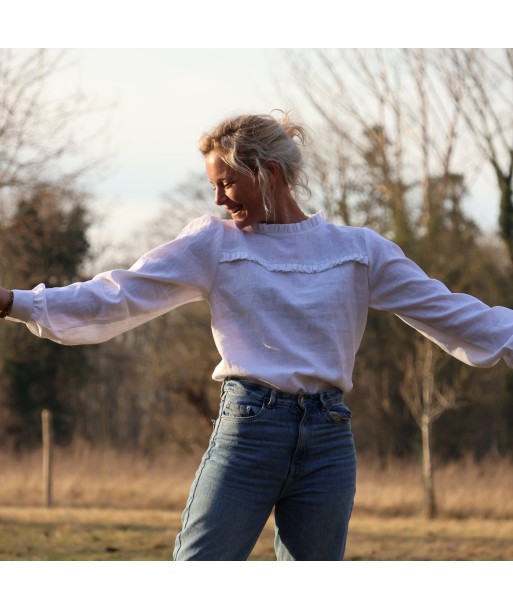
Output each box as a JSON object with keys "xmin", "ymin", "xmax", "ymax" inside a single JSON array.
[{"xmin": 264, "ymin": 161, "xmax": 282, "ymax": 182}]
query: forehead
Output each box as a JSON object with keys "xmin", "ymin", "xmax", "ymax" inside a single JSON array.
[{"xmin": 205, "ymin": 151, "xmax": 235, "ymax": 180}]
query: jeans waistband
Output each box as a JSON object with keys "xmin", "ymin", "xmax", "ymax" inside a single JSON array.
[{"xmin": 221, "ymin": 377, "xmax": 343, "ymax": 408}]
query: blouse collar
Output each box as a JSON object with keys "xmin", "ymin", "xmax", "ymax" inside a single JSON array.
[{"xmin": 246, "ymin": 211, "xmax": 325, "ymax": 235}]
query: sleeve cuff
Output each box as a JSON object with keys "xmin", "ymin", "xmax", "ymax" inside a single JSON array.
[{"xmin": 10, "ymin": 289, "xmax": 35, "ymax": 321}]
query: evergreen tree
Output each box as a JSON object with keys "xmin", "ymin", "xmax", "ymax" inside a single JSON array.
[{"xmin": 0, "ymin": 186, "xmax": 92, "ymax": 449}]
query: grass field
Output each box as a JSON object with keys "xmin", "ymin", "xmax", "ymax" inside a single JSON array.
[
  {"xmin": 1, "ymin": 445, "xmax": 513, "ymax": 560},
  {"xmin": 2, "ymin": 506, "xmax": 513, "ymax": 561}
]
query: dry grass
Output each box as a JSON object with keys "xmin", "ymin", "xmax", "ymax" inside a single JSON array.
[
  {"xmin": 2, "ymin": 444, "xmax": 513, "ymax": 518},
  {"xmin": 345, "ymin": 515, "xmax": 513, "ymax": 560},
  {"xmin": 354, "ymin": 455, "xmax": 513, "ymax": 519},
  {"xmin": 0, "ymin": 505, "xmax": 276, "ymax": 561},
  {"xmin": 0, "ymin": 442, "xmax": 200, "ymax": 510},
  {"xmin": 2, "ymin": 445, "xmax": 513, "ymax": 560},
  {"xmin": 2, "ymin": 506, "xmax": 513, "ymax": 561}
]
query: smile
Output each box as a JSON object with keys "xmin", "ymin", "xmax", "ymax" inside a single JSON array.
[{"xmin": 227, "ymin": 205, "xmax": 244, "ymax": 216}]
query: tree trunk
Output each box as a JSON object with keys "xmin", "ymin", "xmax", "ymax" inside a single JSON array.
[{"xmin": 421, "ymin": 413, "xmax": 437, "ymax": 519}]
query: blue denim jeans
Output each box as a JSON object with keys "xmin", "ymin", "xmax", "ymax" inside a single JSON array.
[{"xmin": 173, "ymin": 378, "xmax": 356, "ymax": 561}]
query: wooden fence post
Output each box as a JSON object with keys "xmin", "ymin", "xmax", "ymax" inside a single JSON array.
[{"xmin": 42, "ymin": 409, "xmax": 53, "ymax": 508}]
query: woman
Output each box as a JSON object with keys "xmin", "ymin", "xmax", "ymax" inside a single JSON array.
[{"xmin": 2, "ymin": 111, "xmax": 513, "ymax": 560}]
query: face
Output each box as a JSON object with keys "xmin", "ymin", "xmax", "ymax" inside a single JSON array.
[{"xmin": 205, "ymin": 151, "xmax": 267, "ymax": 229}]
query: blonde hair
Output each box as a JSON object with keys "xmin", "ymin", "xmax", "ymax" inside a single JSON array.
[{"xmin": 199, "ymin": 110, "xmax": 310, "ymax": 216}]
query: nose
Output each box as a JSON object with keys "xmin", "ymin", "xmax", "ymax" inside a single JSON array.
[{"xmin": 213, "ymin": 186, "xmax": 225, "ymax": 206}]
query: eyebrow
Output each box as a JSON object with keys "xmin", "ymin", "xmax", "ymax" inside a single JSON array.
[
  {"xmin": 210, "ymin": 175, "xmax": 237, "ymax": 186},
  {"xmin": 217, "ymin": 173, "xmax": 237, "ymax": 183}
]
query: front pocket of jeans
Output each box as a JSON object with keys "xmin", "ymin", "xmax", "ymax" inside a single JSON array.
[
  {"xmin": 221, "ymin": 397, "xmax": 266, "ymax": 420},
  {"xmin": 325, "ymin": 403, "xmax": 352, "ymax": 424}
]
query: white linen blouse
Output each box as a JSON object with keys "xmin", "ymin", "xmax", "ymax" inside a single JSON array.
[{"xmin": 9, "ymin": 212, "xmax": 513, "ymax": 393}]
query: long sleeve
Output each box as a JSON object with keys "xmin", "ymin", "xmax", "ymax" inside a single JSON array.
[
  {"xmin": 364, "ymin": 227, "xmax": 513, "ymax": 368},
  {"xmin": 8, "ymin": 215, "xmax": 223, "ymax": 345}
]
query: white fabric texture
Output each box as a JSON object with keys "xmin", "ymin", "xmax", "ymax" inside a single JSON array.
[{"xmin": 9, "ymin": 212, "xmax": 513, "ymax": 393}]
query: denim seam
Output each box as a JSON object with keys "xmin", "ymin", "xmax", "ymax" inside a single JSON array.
[{"xmin": 174, "ymin": 421, "xmax": 221, "ymax": 558}]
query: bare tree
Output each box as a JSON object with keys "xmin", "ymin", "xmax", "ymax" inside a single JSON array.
[
  {"xmin": 0, "ymin": 49, "xmax": 104, "ymax": 199},
  {"xmin": 399, "ymin": 337, "xmax": 469, "ymax": 518},
  {"xmin": 434, "ymin": 49, "xmax": 513, "ymax": 264},
  {"xmin": 284, "ymin": 50, "xmax": 466, "ymax": 243}
]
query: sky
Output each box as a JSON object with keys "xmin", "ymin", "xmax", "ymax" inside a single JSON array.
[{"xmin": 40, "ymin": 47, "xmax": 502, "ymax": 250}]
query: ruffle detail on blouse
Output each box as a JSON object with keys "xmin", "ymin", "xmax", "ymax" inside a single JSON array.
[{"xmin": 218, "ymin": 251, "xmax": 368, "ymax": 273}]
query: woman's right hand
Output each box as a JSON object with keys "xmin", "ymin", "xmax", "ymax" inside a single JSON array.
[{"xmin": 0, "ymin": 287, "xmax": 12, "ymax": 314}]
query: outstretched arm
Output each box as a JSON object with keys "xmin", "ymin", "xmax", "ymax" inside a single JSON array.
[
  {"xmin": 364, "ymin": 228, "xmax": 513, "ymax": 369},
  {"xmin": 0, "ymin": 215, "xmax": 223, "ymax": 345}
]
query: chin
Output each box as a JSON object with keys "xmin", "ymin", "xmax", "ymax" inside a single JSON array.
[
  {"xmin": 232, "ymin": 212, "xmax": 252, "ymax": 230},
  {"xmin": 232, "ymin": 209, "xmax": 266, "ymax": 230},
  {"xmin": 234, "ymin": 219, "xmax": 251, "ymax": 230}
]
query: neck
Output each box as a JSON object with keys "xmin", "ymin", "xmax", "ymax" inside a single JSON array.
[{"xmin": 264, "ymin": 189, "xmax": 308, "ymax": 225}]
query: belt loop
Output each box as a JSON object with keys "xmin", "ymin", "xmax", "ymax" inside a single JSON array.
[
  {"xmin": 267, "ymin": 389, "xmax": 277, "ymax": 408},
  {"xmin": 319, "ymin": 388, "xmax": 343, "ymax": 409}
]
